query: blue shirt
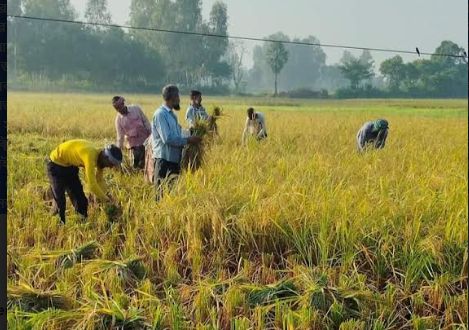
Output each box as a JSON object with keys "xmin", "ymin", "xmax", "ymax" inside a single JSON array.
[{"xmin": 151, "ymin": 105, "xmax": 188, "ymax": 163}]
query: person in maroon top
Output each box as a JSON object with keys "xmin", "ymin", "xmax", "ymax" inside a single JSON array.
[{"xmin": 112, "ymin": 96, "xmax": 151, "ymax": 168}]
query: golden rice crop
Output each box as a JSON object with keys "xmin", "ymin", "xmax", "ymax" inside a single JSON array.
[{"xmin": 6, "ymin": 92, "xmax": 468, "ymax": 329}]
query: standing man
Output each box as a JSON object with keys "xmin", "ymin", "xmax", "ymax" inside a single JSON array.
[
  {"xmin": 46, "ymin": 139, "xmax": 122, "ymax": 223},
  {"xmin": 151, "ymin": 85, "xmax": 201, "ymax": 200},
  {"xmin": 185, "ymin": 90, "xmax": 210, "ymax": 133},
  {"xmin": 242, "ymin": 107, "xmax": 268, "ymax": 144},
  {"xmin": 356, "ymin": 119, "xmax": 389, "ymax": 152},
  {"xmin": 112, "ymin": 96, "xmax": 151, "ymax": 169}
]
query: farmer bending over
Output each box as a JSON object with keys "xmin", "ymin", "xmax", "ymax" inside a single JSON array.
[
  {"xmin": 185, "ymin": 90, "xmax": 210, "ymax": 134},
  {"xmin": 151, "ymin": 85, "xmax": 201, "ymax": 201},
  {"xmin": 46, "ymin": 140, "xmax": 122, "ymax": 223},
  {"xmin": 112, "ymin": 96, "xmax": 151, "ymax": 169},
  {"xmin": 242, "ymin": 107, "xmax": 267, "ymax": 144},
  {"xmin": 356, "ymin": 119, "xmax": 389, "ymax": 152}
]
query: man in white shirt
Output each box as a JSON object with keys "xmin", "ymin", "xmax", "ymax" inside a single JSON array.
[
  {"xmin": 185, "ymin": 90, "xmax": 210, "ymax": 133},
  {"xmin": 242, "ymin": 107, "xmax": 267, "ymax": 144}
]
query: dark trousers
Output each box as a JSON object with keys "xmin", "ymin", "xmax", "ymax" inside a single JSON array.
[
  {"xmin": 154, "ymin": 158, "xmax": 180, "ymax": 201},
  {"xmin": 131, "ymin": 145, "xmax": 145, "ymax": 169},
  {"xmin": 46, "ymin": 160, "xmax": 88, "ymax": 223}
]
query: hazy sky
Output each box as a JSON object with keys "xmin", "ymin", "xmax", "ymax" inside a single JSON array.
[{"xmin": 70, "ymin": 0, "xmax": 468, "ymax": 68}]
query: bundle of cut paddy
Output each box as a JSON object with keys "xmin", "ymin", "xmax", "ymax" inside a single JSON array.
[
  {"xmin": 181, "ymin": 106, "xmax": 224, "ymax": 172},
  {"xmin": 8, "ymin": 284, "xmax": 73, "ymax": 312},
  {"xmin": 83, "ymin": 257, "xmax": 147, "ymax": 289},
  {"xmin": 56, "ymin": 241, "xmax": 100, "ymax": 269},
  {"xmin": 181, "ymin": 119, "xmax": 208, "ymax": 172}
]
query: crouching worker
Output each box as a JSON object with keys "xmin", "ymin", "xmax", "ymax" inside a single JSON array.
[
  {"xmin": 242, "ymin": 107, "xmax": 267, "ymax": 144},
  {"xmin": 356, "ymin": 119, "xmax": 389, "ymax": 152},
  {"xmin": 46, "ymin": 139, "xmax": 123, "ymax": 223}
]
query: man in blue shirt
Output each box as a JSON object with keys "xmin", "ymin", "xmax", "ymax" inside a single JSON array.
[{"xmin": 152, "ymin": 85, "xmax": 201, "ymax": 200}]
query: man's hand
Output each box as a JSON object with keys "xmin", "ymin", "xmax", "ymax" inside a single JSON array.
[{"xmin": 187, "ymin": 136, "xmax": 202, "ymax": 145}]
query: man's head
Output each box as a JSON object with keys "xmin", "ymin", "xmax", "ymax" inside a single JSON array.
[
  {"xmin": 112, "ymin": 96, "xmax": 127, "ymax": 115},
  {"xmin": 190, "ymin": 90, "xmax": 202, "ymax": 106},
  {"xmin": 98, "ymin": 144, "xmax": 123, "ymax": 169},
  {"xmin": 247, "ymin": 107, "xmax": 256, "ymax": 120},
  {"xmin": 162, "ymin": 85, "xmax": 181, "ymax": 111},
  {"xmin": 373, "ymin": 119, "xmax": 389, "ymax": 133}
]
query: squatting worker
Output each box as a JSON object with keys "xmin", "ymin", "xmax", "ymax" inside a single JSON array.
[
  {"xmin": 356, "ymin": 119, "xmax": 389, "ymax": 152},
  {"xmin": 151, "ymin": 85, "xmax": 201, "ymax": 200},
  {"xmin": 112, "ymin": 96, "xmax": 151, "ymax": 169},
  {"xmin": 46, "ymin": 140, "xmax": 123, "ymax": 223},
  {"xmin": 242, "ymin": 107, "xmax": 267, "ymax": 144},
  {"xmin": 185, "ymin": 90, "xmax": 209, "ymax": 133}
]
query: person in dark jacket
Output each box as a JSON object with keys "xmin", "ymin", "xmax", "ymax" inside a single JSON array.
[{"xmin": 356, "ymin": 119, "xmax": 389, "ymax": 152}]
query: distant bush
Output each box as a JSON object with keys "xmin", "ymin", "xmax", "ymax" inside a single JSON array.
[
  {"xmin": 278, "ymin": 88, "xmax": 329, "ymax": 99},
  {"xmin": 335, "ymin": 85, "xmax": 385, "ymax": 99}
]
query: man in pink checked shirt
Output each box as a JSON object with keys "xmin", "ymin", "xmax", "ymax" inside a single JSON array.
[{"xmin": 112, "ymin": 96, "xmax": 151, "ymax": 169}]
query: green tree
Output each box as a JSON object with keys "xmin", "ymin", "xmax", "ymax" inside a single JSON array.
[
  {"xmin": 339, "ymin": 51, "xmax": 374, "ymax": 90},
  {"xmin": 19, "ymin": 0, "xmax": 80, "ymax": 78},
  {"xmin": 85, "ymin": 0, "xmax": 112, "ymax": 29},
  {"xmin": 7, "ymin": 0, "xmax": 23, "ymax": 79},
  {"xmin": 282, "ymin": 35, "xmax": 326, "ymax": 90},
  {"xmin": 204, "ymin": 1, "xmax": 229, "ymax": 85},
  {"xmin": 266, "ymin": 41, "xmax": 289, "ymax": 96},
  {"xmin": 227, "ymin": 41, "xmax": 246, "ymax": 92},
  {"xmin": 380, "ymin": 55, "xmax": 406, "ymax": 91}
]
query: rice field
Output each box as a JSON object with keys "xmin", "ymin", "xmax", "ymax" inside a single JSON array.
[{"xmin": 6, "ymin": 92, "xmax": 468, "ymax": 329}]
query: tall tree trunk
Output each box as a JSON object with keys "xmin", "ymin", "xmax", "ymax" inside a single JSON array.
[{"xmin": 274, "ymin": 72, "xmax": 278, "ymax": 97}]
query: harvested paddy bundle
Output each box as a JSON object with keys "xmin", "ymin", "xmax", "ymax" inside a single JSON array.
[
  {"xmin": 83, "ymin": 257, "xmax": 147, "ymax": 289},
  {"xmin": 8, "ymin": 284, "xmax": 73, "ymax": 312},
  {"xmin": 181, "ymin": 106, "xmax": 224, "ymax": 172},
  {"xmin": 181, "ymin": 120, "xmax": 208, "ymax": 172},
  {"xmin": 56, "ymin": 241, "xmax": 100, "ymax": 269}
]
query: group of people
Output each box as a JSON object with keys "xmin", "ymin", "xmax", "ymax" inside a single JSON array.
[{"xmin": 45, "ymin": 84, "xmax": 388, "ymax": 223}]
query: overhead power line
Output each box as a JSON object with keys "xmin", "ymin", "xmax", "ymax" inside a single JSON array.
[{"xmin": 7, "ymin": 14, "xmax": 468, "ymax": 60}]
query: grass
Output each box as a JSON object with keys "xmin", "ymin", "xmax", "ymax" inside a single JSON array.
[{"xmin": 7, "ymin": 91, "xmax": 468, "ymax": 329}]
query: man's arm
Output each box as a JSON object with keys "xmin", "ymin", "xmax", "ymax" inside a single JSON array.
[
  {"xmin": 257, "ymin": 115, "xmax": 266, "ymax": 138},
  {"xmin": 137, "ymin": 106, "xmax": 152, "ymax": 133},
  {"xmin": 155, "ymin": 111, "xmax": 188, "ymax": 147},
  {"xmin": 115, "ymin": 117, "xmax": 125, "ymax": 149},
  {"xmin": 356, "ymin": 128, "xmax": 365, "ymax": 152},
  {"xmin": 96, "ymin": 169, "xmax": 107, "ymax": 194},
  {"xmin": 375, "ymin": 129, "xmax": 388, "ymax": 149},
  {"xmin": 84, "ymin": 156, "xmax": 107, "ymax": 200},
  {"xmin": 185, "ymin": 107, "xmax": 195, "ymax": 127},
  {"xmin": 201, "ymin": 107, "xmax": 209, "ymax": 121}
]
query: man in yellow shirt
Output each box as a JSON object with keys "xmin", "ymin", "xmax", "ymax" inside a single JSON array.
[{"xmin": 46, "ymin": 139, "xmax": 123, "ymax": 223}]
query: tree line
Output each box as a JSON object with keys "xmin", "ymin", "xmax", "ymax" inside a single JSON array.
[{"xmin": 7, "ymin": 0, "xmax": 468, "ymax": 98}]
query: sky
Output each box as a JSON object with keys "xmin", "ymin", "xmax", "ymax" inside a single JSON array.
[{"xmin": 70, "ymin": 0, "xmax": 468, "ymax": 69}]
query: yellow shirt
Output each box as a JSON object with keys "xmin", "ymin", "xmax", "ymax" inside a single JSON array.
[{"xmin": 49, "ymin": 139, "xmax": 107, "ymax": 200}]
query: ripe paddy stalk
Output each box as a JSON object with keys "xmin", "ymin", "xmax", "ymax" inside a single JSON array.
[{"xmin": 6, "ymin": 93, "xmax": 468, "ymax": 328}]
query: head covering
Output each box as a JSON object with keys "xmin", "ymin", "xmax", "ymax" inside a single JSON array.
[
  {"xmin": 373, "ymin": 119, "xmax": 389, "ymax": 132},
  {"xmin": 104, "ymin": 144, "xmax": 123, "ymax": 166}
]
